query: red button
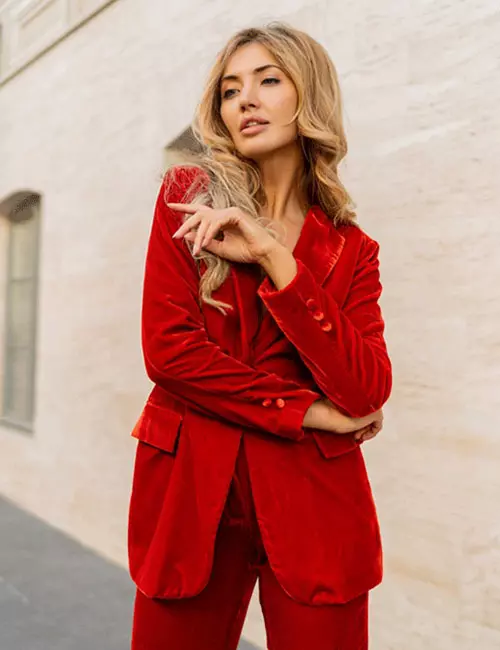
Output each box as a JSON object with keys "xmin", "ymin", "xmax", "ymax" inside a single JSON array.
[
  {"xmin": 321, "ymin": 321, "xmax": 332, "ymax": 331},
  {"xmin": 276, "ymin": 398, "xmax": 285, "ymax": 409},
  {"xmin": 262, "ymin": 398, "xmax": 272, "ymax": 407},
  {"xmin": 313, "ymin": 311, "xmax": 324, "ymax": 321},
  {"xmin": 306, "ymin": 298, "xmax": 316, "ymax": 309}
]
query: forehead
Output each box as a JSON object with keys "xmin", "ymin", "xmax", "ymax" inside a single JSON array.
[{"xmin": 222, "ymin": 42, "xmax": 278, "ymax": 76}]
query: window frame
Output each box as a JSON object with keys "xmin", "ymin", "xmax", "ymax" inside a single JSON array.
[{"xmin": 1, "ymin": 193, "xmax": 41, "ymax": 433}]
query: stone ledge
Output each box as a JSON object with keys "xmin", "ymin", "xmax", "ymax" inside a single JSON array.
[{"xmin": 0, "ymin": 0, "xmax": 117, "ymax": 86}]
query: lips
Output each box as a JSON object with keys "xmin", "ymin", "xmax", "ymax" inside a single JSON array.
[{"xmin": 240, "ymin": 117, "xmax": 269, "ymax": 132}]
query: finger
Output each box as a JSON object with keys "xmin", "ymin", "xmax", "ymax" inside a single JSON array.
[
  {"xmin": 200, "ymin": 237, "xmax": 224, "ymax": 256},
  {"xmin": 167, "ymin": 202, "xmax": 202, "ymax": 215},
  {"xmin": 353, "ymin": 426, "xmax": 370, "ymax": 439},
  {"xmin": 202, "ymin": 221, "xmax": 223, "ymax": 248},
  {"xmin": 355, "ymin": 418, "xmax": 383, "ymax": 441},
  {"xmin": 199, "ymin": 213, "xmax": 237, "ymax": 247},
  {"xmin": 353, "ymin": 425, "xmax": 371, "ymax": 441},
  {"xmin": 193, "ymin": 220, "xmax": 211, "ymax": 255},
  {"xmin": 172, "ymin": 213, "xmax": 203, "ymax": 239},
  {"xmin": 361, "ymin": 423, "xmax": 383, "ymax": 442}
]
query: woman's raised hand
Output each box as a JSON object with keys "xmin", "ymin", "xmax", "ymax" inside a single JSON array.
[{"xmin": 168, "ymin": 203, "xmax": 278, "ymax": 263}]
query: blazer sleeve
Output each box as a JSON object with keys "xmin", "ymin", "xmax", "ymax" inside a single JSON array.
[
  {"xmin": 141, "ymin": 170, "xmax": 320, "ymax": 441},
  {"xmin": 257, "ymin": 235, "xmax": 392, "ymax": 418}
]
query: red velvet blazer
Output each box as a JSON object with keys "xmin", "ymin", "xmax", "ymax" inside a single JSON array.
[{"xmin": 128, "ymin": 166, "xmax": 392, "ymax": 606}]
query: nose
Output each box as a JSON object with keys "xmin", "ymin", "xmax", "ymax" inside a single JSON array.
[{"xmin": 238, "ymin": 82, "xmax": 259, "ymax": 111}]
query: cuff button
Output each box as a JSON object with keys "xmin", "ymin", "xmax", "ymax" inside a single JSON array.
[
  {"xmin": 313, "ymin": 311, "xmax": 325, "ymax": 321},
  {"xmin": 262, "ymin": 398, "xmax": 272, "ymax": 407},
  {"xmin": 321, "ymin": 321, "xmax": 332, "ymax": 331},
  {"xmin": 276, "ymin": 398, "xmax": 286, "ymax": 409}
]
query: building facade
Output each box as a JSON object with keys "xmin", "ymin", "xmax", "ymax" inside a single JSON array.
[{"xmin": 1, "ymin": 0, "xmax": 499, "ymax": 647}]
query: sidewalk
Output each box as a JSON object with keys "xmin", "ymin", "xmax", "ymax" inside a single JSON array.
[{"xmin": 0, "ymin": 496, "xmax": 258, "ymax": 649}]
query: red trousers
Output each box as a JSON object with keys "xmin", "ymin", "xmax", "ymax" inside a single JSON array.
[{"xmin": 131, "ymin": 438, "xmax": 369, "ymax": 650}]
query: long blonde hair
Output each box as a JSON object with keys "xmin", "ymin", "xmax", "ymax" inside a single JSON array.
[{"xmin": 166, "ymin": 22, "xmax": 356, "ymax": 313}]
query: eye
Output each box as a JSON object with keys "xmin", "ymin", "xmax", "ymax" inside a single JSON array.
[
  {"xmin": 222, "ymin": 88, "xmax": 238, "ymax": 100},
  {"xmin": 262, "ymin": 77, "xmax": 280, "ymax": 85}
]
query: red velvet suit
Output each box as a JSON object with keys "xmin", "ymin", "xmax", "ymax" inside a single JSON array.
[{"xmin": 128, "ymin": 166, "xmax": 392, "ymax": 607}]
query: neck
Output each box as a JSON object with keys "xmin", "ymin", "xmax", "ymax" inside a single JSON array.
[{"xmin": 257, "ymin": 143, "xmax": 308, "ymax": 223}]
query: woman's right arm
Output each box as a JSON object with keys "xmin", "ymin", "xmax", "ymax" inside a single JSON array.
[
  {"xmin": 304, "ymin": 399, "xmax": 383, "ymax": 434},
  {"xmin": 141, "ymin": 168, "xmax": 321, "ymax": 441}
]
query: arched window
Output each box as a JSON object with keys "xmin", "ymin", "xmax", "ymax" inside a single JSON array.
[{"xmin": 0, "ymin": 191, "xmax": 41, "ymax": 431}]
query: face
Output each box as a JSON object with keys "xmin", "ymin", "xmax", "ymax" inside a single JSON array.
[{"xmin": 219, "ymin": 42, "xmax": 299, "ymax": 162}]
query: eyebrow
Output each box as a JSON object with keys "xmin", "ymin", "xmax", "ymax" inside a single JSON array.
[{"xmin": 221, "ymin": 64, "xmax": 282, "ymax": 83}]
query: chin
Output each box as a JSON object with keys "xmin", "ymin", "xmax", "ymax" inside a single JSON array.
[
  {"xmin": 236, "ymin": 140, "xmax": 283, "ymax": 161},
  {"xmin": 235, "ymin": 135, "xmax": 299, "ymax": 163},
  {"xmin": 239, "ymin": 147, "xmax": 276, "ymax": 162}
]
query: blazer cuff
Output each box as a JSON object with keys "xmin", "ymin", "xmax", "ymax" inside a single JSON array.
[
  {"xmin": 258, "ymin": 259, "xmax": 321, "ymax": 315},
  {"xmin": 269, "ymin": 389, "xmax": 318, "ymax": 440}
]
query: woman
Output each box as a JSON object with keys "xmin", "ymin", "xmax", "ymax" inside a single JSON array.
[{"xmin": 128, "ymin": 22, "xmax": 392, "ymax": 650}]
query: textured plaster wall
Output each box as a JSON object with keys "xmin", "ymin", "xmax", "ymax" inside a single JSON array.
[{"xmin": 0, "ymin": 0, "xmax": 498, "ymax": 647}]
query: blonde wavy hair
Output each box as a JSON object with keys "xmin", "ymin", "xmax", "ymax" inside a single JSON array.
[{"xmin": 166, "ymin": 22, "xmax": 357, "ymax": 313}]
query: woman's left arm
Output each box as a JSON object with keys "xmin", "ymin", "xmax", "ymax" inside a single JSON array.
[{"xmin": 257, "ymin": 234, "xmax": 392, "ymax": 418}]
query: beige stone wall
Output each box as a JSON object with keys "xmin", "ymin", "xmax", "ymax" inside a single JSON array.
[
  {"xmin": 0, "ymin": 0, "xmax": 498, "ymax": 647},
  {"xmin": 337, "ymin": 3, "xmax": 500, "ymax": 648}
]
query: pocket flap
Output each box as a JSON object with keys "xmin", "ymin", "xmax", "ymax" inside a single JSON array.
[
  {"xmin": 131, "ymin": 402, "xmax": 183, "ymax": 454},
  {"xmin": 312, "ymin": 430, "xmax": 359, "ymax": 459}
]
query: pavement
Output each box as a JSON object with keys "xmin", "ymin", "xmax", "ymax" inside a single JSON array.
[{"xmin": 0, "ymin": 495, "xmax": 259, "ymax": 650}]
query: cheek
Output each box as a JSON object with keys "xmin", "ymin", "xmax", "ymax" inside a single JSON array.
[
  {"xmin": 220, "ymin": 104, "xmax": 238, "ymax": 137},
  {"xmin": 270, "ymin": 88, "xmax": 298, "ymax": 130},
  {"xmin": 220, "ymin": 102, "xmax": 240, "ymax": 140}
]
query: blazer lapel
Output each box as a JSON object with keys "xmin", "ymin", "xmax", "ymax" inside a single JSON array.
[{"xmin": 293, "ymin": 204, "xmax": 346, "ymax": 287}]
